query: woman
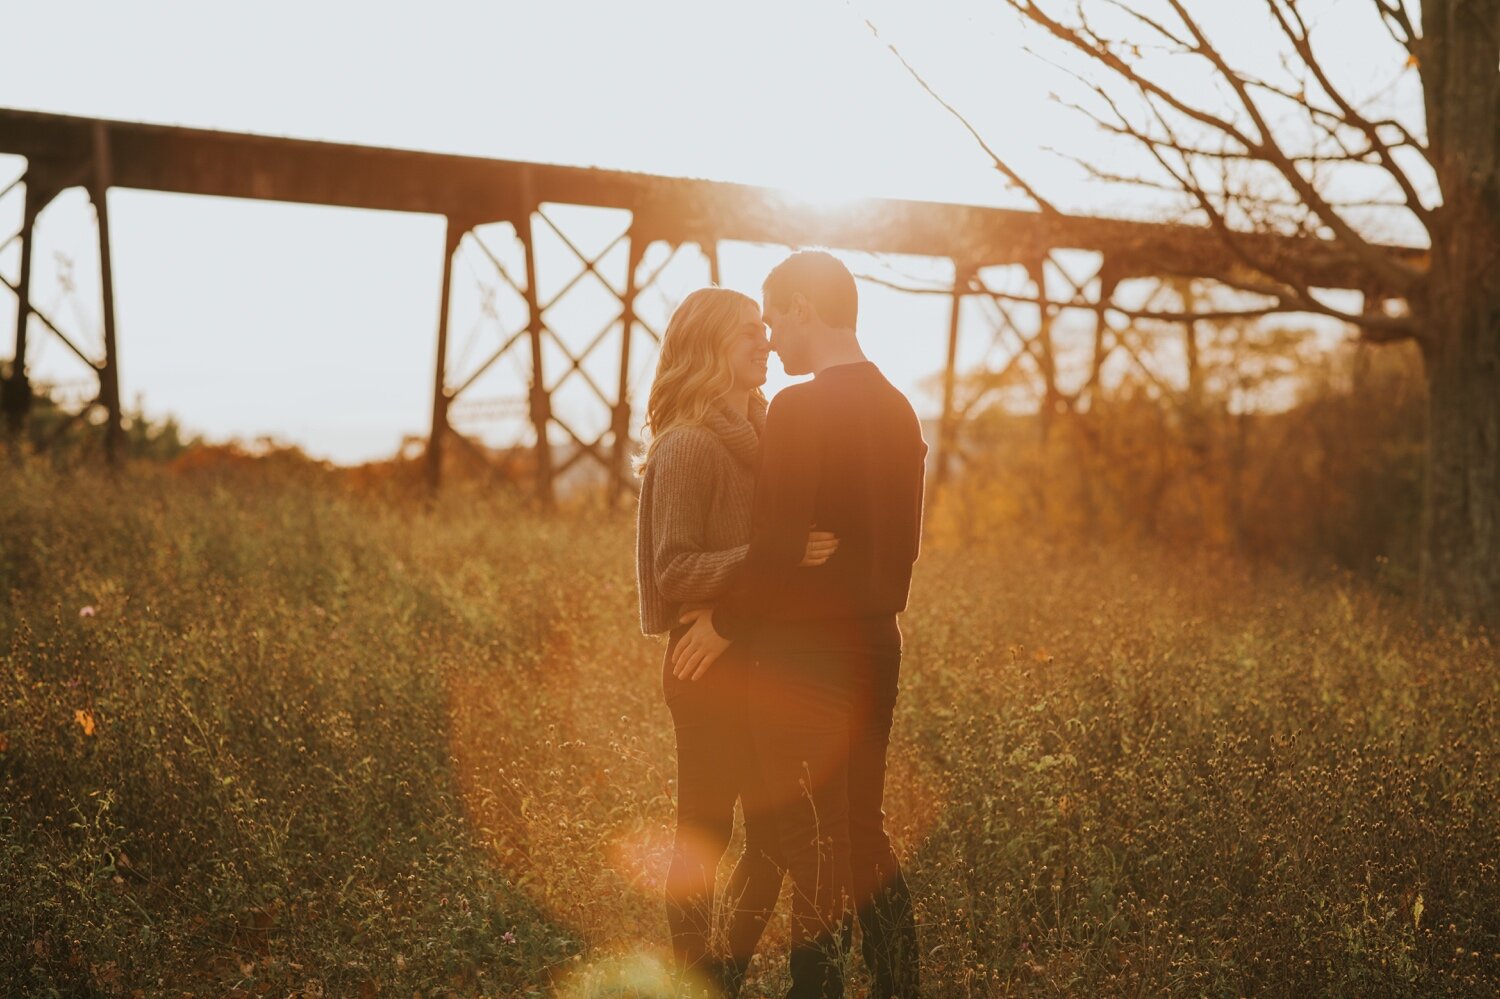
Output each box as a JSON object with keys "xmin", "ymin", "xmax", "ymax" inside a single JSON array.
[{"xmin": 636, "ymin": 287, "xmax": 837, "ymax": 997}]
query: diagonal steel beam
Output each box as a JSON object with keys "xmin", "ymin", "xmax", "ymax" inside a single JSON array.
[
  {"xmin": 634, "ymin": 315, "xmax": 663, "ymax": 344},
  {"xmin": 0, "ymin": 273, "xmax": 102, "ymax": 370},
  {"xmin": 536, "ymin": 228, "xmax": 628, "ymax": 314},
  {"xmin": 542, "ymin": 319, "xmax": 620, "ymax": 411},
  {"xmin": 623, "ymin": 243, "xmax": 685, "ymax": 361},
  {"xmin": 550, "ymin": 416, "xmax": 612, "ymax": 478},
  {"xmin": 466, "ymin": 229, "xmax": 528, "ymax": 297},
  {"xmin": 34, "ymin": 393, "xmax": 102, "ymax": 452},
  {"xmin": 535, "ymin": 208, "xmax": 627, "ymax": 299},
  {"xmin": 951, "ymin": 274, "xmax": 1058, "ymax": 422},
  {"xmin": 975, "ymin": 278, "xmax": 1051, "ymax": 370},
  {"xmin": 637, "ymin": 242, "xmax": 682, "ymax": 292},
  {"xmin": 448, "ymin": 324, "xmax": 530, "ymax": 400},
  {"xmin": 449, "ymin": 228, "xmax": 534, "ymax": 398}
]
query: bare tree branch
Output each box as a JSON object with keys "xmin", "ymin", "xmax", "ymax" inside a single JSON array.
[
  {"xmin": 1240, "ymin": 72, "xmax": 1431, "ymax": 169},
  {"xmin": 854, "ymin": 268, "xmax": 1287, "ymax": 322},
  {"xmin": 1050, "ymin": 147, "xmax": 1416, "ymax": 209},
  {"xmin": 1008, "ymin": 0, "xmax": 1424, "ymax": 294},
  {"xmin": 1011, "ymin": 1, "xmax": 1262, "ymax": 152},
  {"xmin": 1373, "ymin": 0, "xmax": 1422, "ymax": 55},
  {"xmin": 1059, "ymin": 92, "xmax": 1406, "ymax": 169},
  {"xmin": 1127, "ymin": 85, "xmax": 1419, "ymax": 340},
  {"xmin": 1266, "ymin": 0, "xmax": 1434, "ymax": 226},
  {"xmin": 855, "ymin": 3, "xmax": 1423, "ymax": 342},
  {"xmin": 858, "ymin": 16, "xmax": 1062, "ymax": 215},
  {"xmin": 1098, "ymin": 0, "xmax": 1193, "ymax": 50},
  {"xmin": 1159, "ymin": 0, "xmax": 1423, "ymax": 292}
]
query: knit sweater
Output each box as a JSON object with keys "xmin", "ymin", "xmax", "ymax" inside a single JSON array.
[
  {"xmin": 714, "ymin": 362, "xmax": 927, "ymax": 650},
  {"xmin": 635, "ymin": 397, "xmax": 767, "ymax": 635}
]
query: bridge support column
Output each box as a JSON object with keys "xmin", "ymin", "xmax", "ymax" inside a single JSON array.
[
  {"xmin": 1025, "ymin": 255, "xmax": 1060, "ymax": 443},
  {"xmin": 426, "ymin": 218, "xmax": 464, "ymax": 493},
  {"xmin": 1177, "ymin": 277, "xmax": 1203, "ymax": 408},
  {"xmin": 520, "ymin": 210, "xmax": 555, "ymax": 508},
  {"xmin": 933, "ymin": 260, "xmax": 971, "ymax": 498},
  {"xmin": 3, "ymin": 176, "xmax": 44, "ymax": 439},
  {"xmin": 1085, "ymin": 260, "xmax": 1121, "ymax": 406},
  {"xmin": 91, "ymin": 123, "xmax": 123, "ymax": 466},
  {"xmin": 610, "ymin": 235, "xmax": 646, "ymax": 509}
]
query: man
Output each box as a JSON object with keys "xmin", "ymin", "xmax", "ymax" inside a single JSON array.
[{"xmin": 673, "ymin": 250, "xmax": 926, "ymax": 999}]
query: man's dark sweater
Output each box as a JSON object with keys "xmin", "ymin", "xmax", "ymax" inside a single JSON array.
[{"xmin": 714, "ymin": 361, "xmax": 927, "ymax": 650}]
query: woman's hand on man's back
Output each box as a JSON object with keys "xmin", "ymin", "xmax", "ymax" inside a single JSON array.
[{"xmin": 800, "ymin": 530, "xmax": 839, "ymax": 567}]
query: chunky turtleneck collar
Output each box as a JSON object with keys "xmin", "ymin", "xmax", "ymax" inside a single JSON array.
[{"xmin": 702, "ymin": 395, "xmax": 766, "ymax": 470}]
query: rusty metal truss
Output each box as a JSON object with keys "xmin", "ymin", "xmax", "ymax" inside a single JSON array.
[
  {"xmin": 1, "ymin": 108, "xmax": 1425, "ymax": 505},
  {"xmin": 428, "ymin": 212, "xmax": 715, "ymax": 504}
]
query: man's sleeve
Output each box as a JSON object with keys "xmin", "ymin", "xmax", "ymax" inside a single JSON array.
[
  {"xmin": 713, "ymin": 389, "xmax": 819, "ymax": 640},
  {"xmin": 913, "ymin": 435, "xmax": 929, "ymax": 562}
]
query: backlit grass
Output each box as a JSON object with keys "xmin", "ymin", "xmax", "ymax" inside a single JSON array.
[{"xmin": 2, "ymin": 458, "xmax": 1495, "ymax": 996}]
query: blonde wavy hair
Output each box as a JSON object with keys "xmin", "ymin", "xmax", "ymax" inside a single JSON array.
[{"xmin": 636, "ymin": 287, "xmax": 765, "ymax": 473}]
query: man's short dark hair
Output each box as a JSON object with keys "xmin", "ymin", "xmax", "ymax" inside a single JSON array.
[{"xmin": 762, "ymin": 250, "xmax": 858, "ymax": 330}]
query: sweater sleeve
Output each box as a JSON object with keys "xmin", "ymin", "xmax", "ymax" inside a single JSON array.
[
  {"xmin": 647, "ymin": 431, "xmax": 750, "ymax": 604},
  {"xmin": 713, "ymin": 388, "xmax": 820, "ymax": 640}
]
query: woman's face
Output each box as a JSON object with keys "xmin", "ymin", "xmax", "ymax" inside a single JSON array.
[{"xmin": 725, "ymin": 302, "xmax": 771, "ymax": 391}]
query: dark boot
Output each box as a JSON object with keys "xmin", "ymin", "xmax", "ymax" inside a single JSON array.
[
  {"xmin": 858, "ymin": 877, "xmax": 920, "ymax": 998},
  {"xmin": 706, "ymin": 953, "xmax": 750, "ymax": 999},
  {"xmin": 785, "ymin": 917, "xmax": 852, "ymax": 999},
  {"xmin": 785, "ymin": 942, "xmax": 840, "ymax": 999}
]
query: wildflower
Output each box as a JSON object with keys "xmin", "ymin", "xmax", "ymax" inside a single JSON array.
[
  {"xmin": 502, "ymin": 930, "xmax": 516, "ymax": 945},
  {"xmin": 79, "ymin": 606, "xmax": 97, "ymax": 618}
]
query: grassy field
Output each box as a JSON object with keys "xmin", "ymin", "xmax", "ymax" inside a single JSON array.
[{"xmin": 2, "ymin": 458, "xmax": 1497, "ymax": 997}]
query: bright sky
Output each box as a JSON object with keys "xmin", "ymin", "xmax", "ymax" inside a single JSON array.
[{"xmin": 0, "ymin": 0, "xmax": 1420, "ymax": 463}]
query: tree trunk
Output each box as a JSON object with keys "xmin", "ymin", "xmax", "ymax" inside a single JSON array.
[
  {"xmin": 1418, "ymin": 0, "xmax": 1500, "ymax": 625},
  {"xmin": 1420, "ymin": 273, "xmax": 1500, "ymax": 624}
]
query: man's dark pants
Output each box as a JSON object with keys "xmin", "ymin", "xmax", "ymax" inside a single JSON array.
[{"xmin": 748, "ymin": 638, "xmax": 920, "ymax": 999}]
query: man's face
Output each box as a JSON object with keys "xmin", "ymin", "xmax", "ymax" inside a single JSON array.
[{"xmin": 764, "ymin": 294, "xmax": 812, "ymax": 376}]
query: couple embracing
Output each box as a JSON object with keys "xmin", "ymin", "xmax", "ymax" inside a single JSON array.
[{"xmin": 636, "ymin": 251, "xmax": 927, "ymax": 999}]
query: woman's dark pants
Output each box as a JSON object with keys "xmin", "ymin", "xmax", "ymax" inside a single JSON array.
[{"xmin": 663, "ymin": 630, "xmax": 785, "ymax": 995}]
